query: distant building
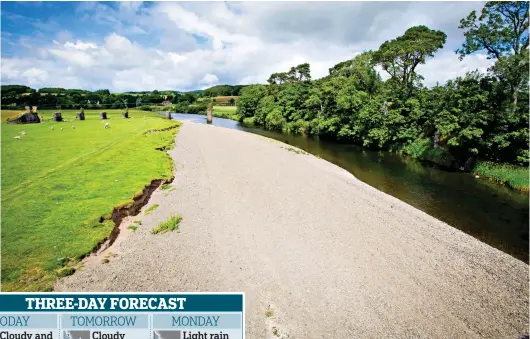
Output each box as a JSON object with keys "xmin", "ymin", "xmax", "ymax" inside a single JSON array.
[{"xmin": 161, "ymin": 100, "xmax": 172, "ymax": 106}]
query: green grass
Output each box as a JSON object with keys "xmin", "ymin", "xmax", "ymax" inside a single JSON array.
[
  {"xmin": 144, "ymin": 204, "xmax": 159, "ymax": 215},
  {"xmin": 473, "ymin": 161, "xmax": 529, "ymax": 191},
  {"xmin": 160, "ymin": 183, "xmax": 171, "ymax": 190},
  {"xmin": 151, "ymin": 215, "xmax": 182, "ymax": 234},
  {"xmin": 212, "ymin": 106, "xmax": 238, "ymax": 120},
  {"xmin": 127, "ymin": 225, "xmax": 138, "ymax": 231},
  {"xmin": 1, "ymin": 109, "xmax": 180, "ymax": 291}
]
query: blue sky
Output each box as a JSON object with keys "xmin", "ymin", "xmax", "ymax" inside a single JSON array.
[{"xmin": 1, "ymin": 1, "xmax": 492, "ymax": 92}]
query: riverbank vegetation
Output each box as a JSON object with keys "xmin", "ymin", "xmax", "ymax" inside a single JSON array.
[
  {"xmin": 1, "ymin": 109, "xmax": 180, "ymax": 291},
  {"xmin": 236, "ymin": 2, "xmax": 529, "ymax": 189},
  {"xmin": 473, "ymin": 162, "xmax": 529, "ymax": 191}
]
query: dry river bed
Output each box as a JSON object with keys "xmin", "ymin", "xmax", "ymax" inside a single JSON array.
[{"xmin": 56, "ymin": 121, "xmax": 529, "ymax": 339}]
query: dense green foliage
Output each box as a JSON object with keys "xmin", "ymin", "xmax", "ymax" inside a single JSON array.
[
  {"xmin": 202, "ymin": 85, "xmax": 247, "ymax": 97},
  {"xmin": 1, "ymin": 109, "xmax": 180, "ymax": 291},
  {"xmin": 236, "ymin": 2, "xmax": 529, "ymax": 170},
  {"xmin": 0, "ymin": 86, "xmax": 207, "ymax": 110}
]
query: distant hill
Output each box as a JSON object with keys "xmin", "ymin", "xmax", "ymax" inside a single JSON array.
[{"xmin": 201, "ymin": 85, "xmax": 247, "ymax": 97}]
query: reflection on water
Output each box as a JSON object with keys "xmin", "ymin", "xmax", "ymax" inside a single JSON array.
[{"xmin": 170, "ymin": 113, "xmax": 529, "ymax": 263}]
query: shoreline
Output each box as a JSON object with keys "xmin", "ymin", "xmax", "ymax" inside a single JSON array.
[
  {"xmin": 57, "ymin": 121, "xmax": 528, "ymax": 338},
  {"xmin": 165, "ymin": 111, "xmax": 529, "ymax": 193}
]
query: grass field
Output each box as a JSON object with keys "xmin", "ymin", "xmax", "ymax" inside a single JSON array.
[
  {"xmin": 1, "ymin": 109, "xmax": 180, "ymax": 291},
  {"xmin": 212, "ymin": 105, "xmax": 238, "ymax": 120},
  {"xmin": 213, "ymin": 96, "xmax": 238, "ymax": 104}
]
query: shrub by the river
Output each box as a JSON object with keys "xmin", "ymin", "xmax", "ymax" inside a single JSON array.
[{"xmin": 473, "ymin": 162, "xmax": 529, "ymax": 191}]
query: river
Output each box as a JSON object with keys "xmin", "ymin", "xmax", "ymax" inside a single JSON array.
[{"xmin": 169, "ymin": 113, "xmax": 529, "ymax": 263}]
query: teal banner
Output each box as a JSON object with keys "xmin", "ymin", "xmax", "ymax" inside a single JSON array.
[{"xmin": 0, "ymin": 293, "xmax": 245, "ymax": 339}]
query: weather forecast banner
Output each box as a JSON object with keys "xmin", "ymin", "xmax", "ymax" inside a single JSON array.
[{"xmin": 0, "ymin": 293, "xmax": 245, "ymax": 339}]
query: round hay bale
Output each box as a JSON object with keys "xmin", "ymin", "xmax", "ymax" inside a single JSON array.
[
  {"xmin": 52, "ymin": 112, "xmax": 62, "ymax": 122},
  {"xmin": 122, "ymin": 111, "xmax": 129, "ymax": 118},
  {"xmin": 100, "ymin": 112, "xmax": 107, "ymax": 120},
  {"xmin": 77, "ymin": 112, "xmax": 85, "ymax": 120}
]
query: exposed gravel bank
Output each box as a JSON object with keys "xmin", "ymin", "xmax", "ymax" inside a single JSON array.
[{"xmin": 57, "ymin": 121, "xmax": 529, "ymax": 339}]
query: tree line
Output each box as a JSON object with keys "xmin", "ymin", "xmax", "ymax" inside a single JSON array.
[
  {"xmin": 0, "ymin": 86, "xmax": 205, "ymax": 110},
  {"xmin": 236, "ymin": 1, "xmax": 529, "ymax": 169}
]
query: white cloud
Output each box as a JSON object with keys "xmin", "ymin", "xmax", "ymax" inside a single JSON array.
[
  {"xmin": 418, "ymin": 51, "xmax": 494, "ymax": 86},
  {"xmin": 64, "ymin": 41, "xmax": 97, "ymax": 50},
  {"xmin": 1, "ymin": 2, "xmax": 491, "ymax": 91},
  {"xmin": 48, "ymin": 48, "xmax": 95, "ymax": 67},
  {"xmin": 200, "ymin": 73, "xmax": 219, "ymax": 86}
]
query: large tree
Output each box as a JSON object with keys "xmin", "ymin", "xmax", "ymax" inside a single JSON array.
[
  {"xmin": 457, "ymin": 1, "xmax": 529, "ymax": 110},
  {"xmin": 372, "ymin": 26, "xmax": 447, "ymax": 92}
]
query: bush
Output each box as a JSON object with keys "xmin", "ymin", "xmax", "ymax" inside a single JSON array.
[
  {"xmin": 242, "ymin": 117, "xmax": 255, "ymax": 125},
  {"xmin": 401, "ymin": 139, "xmax": 455, "ymax": 168},
  {"xmin": 285, "ymin": 119, "xmax": 309, "ymax": 134},
  {"xmin": 138, "ymin": 106, "xmax": 152, "ymax": 111},
  {"xmin": 265, "ymin": 108, "xmax": 286, "ymax": 131}
]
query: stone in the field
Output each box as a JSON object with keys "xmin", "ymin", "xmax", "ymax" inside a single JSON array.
[
  {"xmin": 165, "ymin": 112, "xmax": 172, "ymax": 120},
  {"xmin": 122, "ymin": 111, "xmax": 129, "ymax": 118},
  {"xmin": 100, "ymin": 112, "xmax": 107, "ymax": 120},
  {"xmin": 206, "ymin": 102, "xmax": 213, "ymax": 124},
  {"xmin": 52, "ymin": 112, "xmax": 62, "ymax": 122},
  {"xmin": 7, "ymin": 112, "xmax": 41, "ymax": 124},
  {"xmin": 77, "ymin": 112, "xmax": 85, "ymax": 120}
]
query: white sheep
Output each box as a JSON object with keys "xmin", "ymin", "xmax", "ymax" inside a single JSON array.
[
  {"xmin": 20, "ymin": 131, "xmax": 26, "ymax": 135},
  {"xmin": 60, "ymin": 127, "xmax": 64, "ymax": 131},
  {"xmin": 13, "ymin": 136, "xmax": 20, "ymax": 140},
  {"xmin": 71, "ymin": 125, "xmax": 75, "ymax": 129},
  {"xmin": 104, "ymin": 123, "xmax": 109, "ymax": 129}
]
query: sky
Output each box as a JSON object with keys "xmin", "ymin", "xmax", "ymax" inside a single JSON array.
[{"xmin": 0, "ymin": 1, "xmax": 494, "ymax": 92}]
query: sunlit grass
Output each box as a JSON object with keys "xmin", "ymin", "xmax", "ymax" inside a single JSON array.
[
  {"xmin": 473, "ymin": 161, "xmax": 529, "ymax": 191},
  {"xmin": 144, "ymin": 204, "xmax": 159, "ymax": 215},
  {"xmin": 1, "ymin": 109, "xmax": 180, "ymax": 291},
  {"xmin": 151, "ymin": 215, "xmax": 182, "ymax": 234},
  {"xmin": 213, "ymin": 105, "xmax": 238, "ymax": 120},
  {"xmin": 1, "ymin": 110, "xmax": 25, "ymax": 122}
]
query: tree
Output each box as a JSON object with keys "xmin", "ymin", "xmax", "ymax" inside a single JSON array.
[
  {"xmin": 287, "ymin": 63, "xmax": 311, "ymax": 82},
  {"xmin": 236, "ymin": 85, "xmax": 267, "ymax": 119},
  {"xmin": 267, "ymin": 72, "xmax": 289, "ymax": 85},
  {"xmin": 457, "ymin": 1, "xmax": 529, "ymax": 111},
  {"xmin": 372, "ymin": 26, "xmax": 447, "ymax": 92}
]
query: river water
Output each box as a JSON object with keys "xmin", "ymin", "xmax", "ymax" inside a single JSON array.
[{"xmin": 170, "ymin": 113, "xmax": 529, "ymax": 263}]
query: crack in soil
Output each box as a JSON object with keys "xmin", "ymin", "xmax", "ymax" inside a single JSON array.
[
  {"xmin": 94, "ymin": 176, "xmax": 174, "ymax": 253},
  {"xmin": 144, "ymin": 124, "xmax": 179, "ymax": 135},
  {"xmin": 84, "ymin": 124, "xmax": 179, "ymax": 257}
]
